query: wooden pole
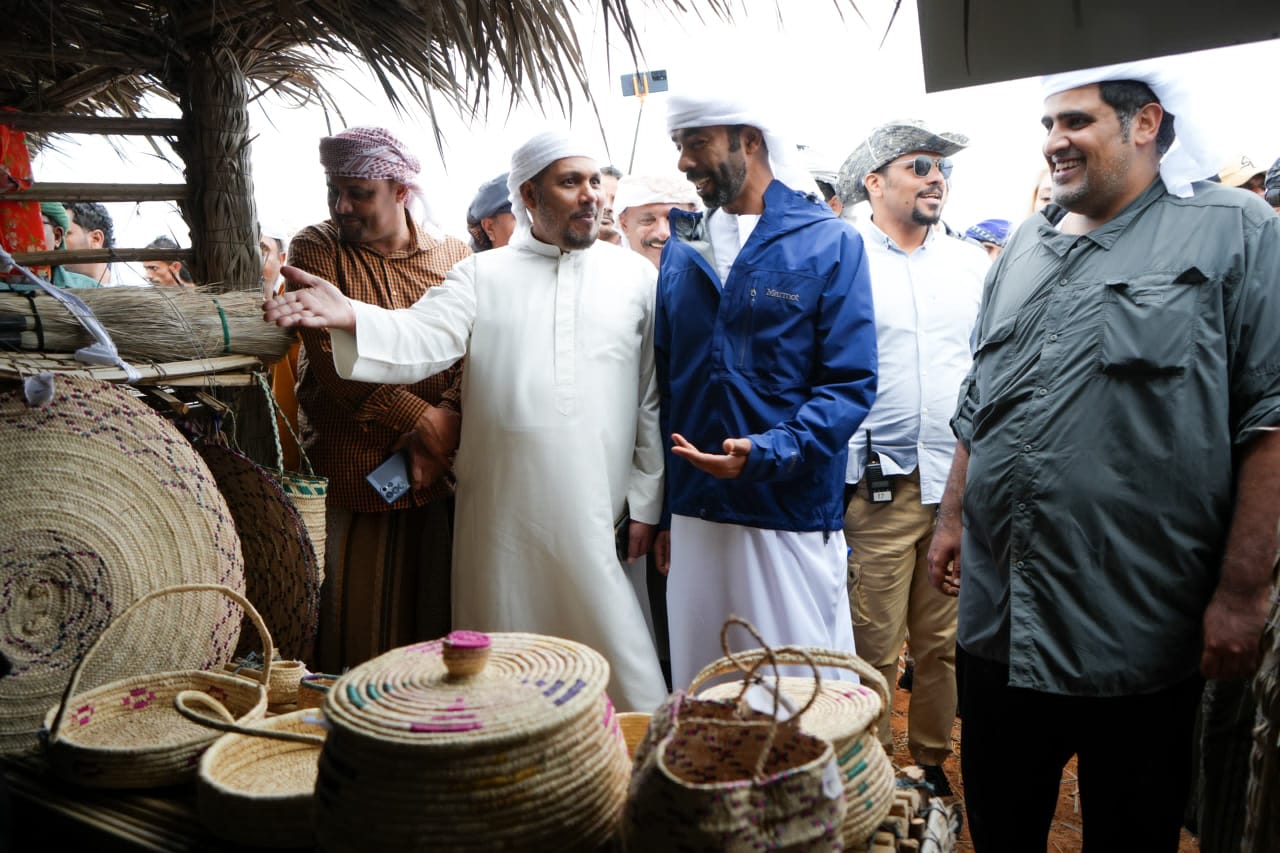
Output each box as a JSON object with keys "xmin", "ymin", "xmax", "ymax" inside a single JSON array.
[
  {"xmin": 8, "ymin": 248, "xmax": 192, "ymax": 267},
  {"xmin": 175, "ymin": 40, "xmax": 259, "ymax": 292}
]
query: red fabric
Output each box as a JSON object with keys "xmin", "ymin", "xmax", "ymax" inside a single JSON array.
[{"xmin": 0, "ymin": 117, "xmax": 48, "ymax": 277}]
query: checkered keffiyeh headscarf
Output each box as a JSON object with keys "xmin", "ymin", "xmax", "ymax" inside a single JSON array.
[
  {"xmin": 318, "ymin": 126, "xmax": 443, "ymax": 237},
  {"xmin": 319, "ymin": 126, "xmax": 420, "ymax": 183}
]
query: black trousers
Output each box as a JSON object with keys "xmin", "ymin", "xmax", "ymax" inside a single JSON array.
[{"xmin": 958, "ymin": 647, "xmax": 1202, "ymax": 853}]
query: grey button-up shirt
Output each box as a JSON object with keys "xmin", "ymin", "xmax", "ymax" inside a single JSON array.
[{"xmin": 952, "ymin": 178, "xmax": 1280, "ymax": 696}]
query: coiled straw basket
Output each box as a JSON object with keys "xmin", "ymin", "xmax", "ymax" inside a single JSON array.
[
  {"xmin": 316, "ymin": 630, "xmax": 631, "ymax": 852},
  {"xmin": 691, "ymin": 645, "xmax": 895, "ymax": 847},
  {"xmin": 43, "ymin": 584, "xmax": 274, "ymax": 789},
  {"xmin": 177, "ymin": 703, "xmax": 327, "ymax": 849}
]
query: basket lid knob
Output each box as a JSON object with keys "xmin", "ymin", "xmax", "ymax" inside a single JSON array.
[{"xmin": 442, "ymin": 631, "xmax": 491, "ymax": 679}]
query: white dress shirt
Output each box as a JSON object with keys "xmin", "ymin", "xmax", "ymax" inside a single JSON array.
[{"xmin": 846, "ymin": 219, "xmax": 989, "ymax": 504}]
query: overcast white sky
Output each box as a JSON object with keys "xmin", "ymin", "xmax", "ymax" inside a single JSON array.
[{"xmin": 33, "ymin": 1, "xmax": 1279, "ymax": 285}]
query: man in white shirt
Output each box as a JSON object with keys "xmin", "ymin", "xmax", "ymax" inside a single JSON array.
[
  {"xmin": 264, "ymin": 131, "xmax": 668, "ymax": 712},
  {"xmin": 835, "ymin": 121, "xmax": 990, "ymax": 793}
]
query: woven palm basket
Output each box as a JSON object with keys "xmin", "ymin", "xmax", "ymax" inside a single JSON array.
[
  {"xmin": 42, "ymin": 584, "xmax": 272, "ymax": 789},
  {"xmin": 194, "ymin": 708, "xmax": 327, "ymax": 848},
  {"xmin": 316, "ymin": 630, "xmax": 630, "ymax": 852},
  {"xmin": 691, "ymin": 646, "xmax": 896, "ymax": 848},
  {"xmin": 0, "ymin": 376, "xmax": 244, "ymax": 754},
  {"xmin": 198, "ymin": 444, "xmax": 320, "ymax": 663}
]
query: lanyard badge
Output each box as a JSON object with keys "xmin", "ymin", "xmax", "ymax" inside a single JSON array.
[{"xmin": 864, "ymin": 430, "xmax": 894, "ymax": 504}]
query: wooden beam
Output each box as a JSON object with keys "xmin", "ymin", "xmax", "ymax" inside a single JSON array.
[
  {"xmin": 0, "ymin": 183, "xmax": 188, "ymax": 203},
  {"xmin": 0, "ymin": 113, "xmax": 184, "ymax": 136},
  {"xmin": 9, "ymin": 249, "xmax": 192, "ymax": 266},
  {"xmin": 0, "ymin": 45, "xmax": 163, "ymax": 71}
]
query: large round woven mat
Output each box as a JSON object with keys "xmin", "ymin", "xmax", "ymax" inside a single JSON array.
[
  {"xmin": 0, "ymin": 376, "xmax": 245, "ymax": 754},
  {"xmin": 197, "ymin": 445, "xmax": 319, "ymax": 663}
]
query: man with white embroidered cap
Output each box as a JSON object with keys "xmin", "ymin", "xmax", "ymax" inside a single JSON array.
[
  {"xmin": 837, "ymin": 119, "xmax": 989, "ymax": 797},
  {"xmin": 266, "ymin": 130, "xmax": 668, "ymax": 712},
  {"xmin": 657, "ymin": 89, "xmax": 878, "ymax": 690},
  {"xmin": 613, "ymin": 173, "xmax": 699, "ymax": 269},
  {"xmin": 925, "ymin": 59, "xmax": 1280, "ymax": 850}
]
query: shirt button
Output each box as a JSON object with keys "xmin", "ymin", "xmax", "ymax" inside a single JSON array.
[
  {"xmin": 1015, "ymin": 560, "xmax": 1025, "ymax": 569},
  {"xmin": 1049, "ymin": 334, "xmax": 1059, "ymax": 341},
  {"xmin": 1038, "ymin": 388, "xmax": 1048, "ymax": 396},
  {"xmin": 1059, "ymin": 277, "xmax": 1068, "ymax": 286},
  {"xmin": 1023, "ymin": 444, "xmax": 1032, "ymax": 452},
  {"xmin": 1017, "ymin": 502, "xmax": 1026, "ymax": 511}
]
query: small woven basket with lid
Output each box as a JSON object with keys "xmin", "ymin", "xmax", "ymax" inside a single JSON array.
[
  {"xmin": 691, "ymin": 645, "xmax": 895, "ymax": 848},
  {"xmin": 42, "ymin": 584, "xmax": 273, "ymax": 789},
  {"xmin": 316, "ymin": 630, "xmax": 630, "ymax": 852}
]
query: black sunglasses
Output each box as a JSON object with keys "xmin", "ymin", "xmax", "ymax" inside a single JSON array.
[{"xmin": 889, "ymin": 155, "xmax": 953, "ymax": 180}]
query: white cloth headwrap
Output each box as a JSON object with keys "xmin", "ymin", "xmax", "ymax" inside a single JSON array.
[
  {"xmin": 506, "ymin": 131, "xmax": 601, "ymax": 233},
  {"xmin": 612, "ymin": 174, "xmax": 702, "ymax": 217},
  {"xmin": 666, "ymin": 92, "xmax": 819, "ymax": 197},
  {"xmin": 1041, "ymin": 60, "xmax": 1223, "ymax": 199}
]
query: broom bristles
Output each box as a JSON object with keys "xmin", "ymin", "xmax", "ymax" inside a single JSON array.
[{"xmin": 0, "ymin": 287, "xmax": 295, "ymax": 364}]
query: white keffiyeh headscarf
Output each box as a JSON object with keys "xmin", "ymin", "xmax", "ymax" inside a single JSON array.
[
  {"xmin": 1041, "ymin": 59, "xmax": 1223, "ymax": 198},
  {"xmin": 666, "ymin": 91, "xmax": 818, "ymax": 196},
  {"xmin": 506, "ymin": 131, "xmax": 601, "ymax": 234}
]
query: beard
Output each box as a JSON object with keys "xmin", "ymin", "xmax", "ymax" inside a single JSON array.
[
  {"xmin": 559, "ymin": 210, "xmax": 599, "ymax": 249},
  {"xmin": 689, "ymin": 157, "xmax": 747, "ymax": 210},
  {"xmin": 911, "ymin": 205, "xmax": 942, "ymax": 227}
]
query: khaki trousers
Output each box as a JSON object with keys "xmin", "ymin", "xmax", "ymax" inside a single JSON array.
[{"xmin": 844, "ymin": 469, "xmax": 956, "ymax": 765}]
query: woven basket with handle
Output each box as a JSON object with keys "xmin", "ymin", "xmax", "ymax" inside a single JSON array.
[
  {"xmin": 624, "ymin": 618, "xmax": 847, "ymax": 852},
  {"xmin": 690, "ymin": 644, "xmax": 895, "ymax": 848},
  {"xmin": 256, "ymin": 372, "xmax": 328, "ymax": 578},
  {"xmin": 179, "ymin": 703, "xmax": 327, "ymax": 848},
  {"xmin": 42, "ymin": 583, "xmax": 274, "ymax": 789}
]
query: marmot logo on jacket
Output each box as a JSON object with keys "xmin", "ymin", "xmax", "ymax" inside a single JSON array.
[{"xmin": 765, "ymin": 288, "xmax": 800, "ymax": 302}]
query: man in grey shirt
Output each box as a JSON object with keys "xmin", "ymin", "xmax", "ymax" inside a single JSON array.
[{"xmin": 927, "ymin": 64, "xmax": 1280, "ymax": 851}]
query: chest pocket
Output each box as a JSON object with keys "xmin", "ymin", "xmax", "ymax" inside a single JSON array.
[
  {"xmin": 1100, "ymin": 271, "xmax": 1206, "ymax": 375},
  {"xmin": 732, "ymin": 274, "xmax": 813, "ymax": 386}
]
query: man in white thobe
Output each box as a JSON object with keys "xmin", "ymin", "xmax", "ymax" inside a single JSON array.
[{"xmin": 265, "ymin": 132, "xmax": 669, "ymax": 712}]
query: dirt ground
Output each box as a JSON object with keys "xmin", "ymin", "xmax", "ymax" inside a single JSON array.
[{"xmin": 884, "ymin": 664, "xmax": 1199, "ymax": 852}]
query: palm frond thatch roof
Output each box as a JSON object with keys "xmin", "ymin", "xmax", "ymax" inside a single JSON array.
[{"xmin": 0, "ymin": 0, "xmax": 755, "ymax": 142}]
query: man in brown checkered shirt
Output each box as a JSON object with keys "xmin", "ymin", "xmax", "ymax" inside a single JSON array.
[{"xmin": 291, "ymin": 126, "xmax": 471, "ymax": 673}]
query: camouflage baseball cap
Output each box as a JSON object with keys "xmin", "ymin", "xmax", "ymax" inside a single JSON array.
[{"xmin": 837, "ymin": 120, "xmax": 969, "ymax": 204}]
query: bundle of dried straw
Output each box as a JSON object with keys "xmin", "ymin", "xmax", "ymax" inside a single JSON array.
[{"xmin": 0, "ymin": 287, "xmax": 294, "ymax": 363}]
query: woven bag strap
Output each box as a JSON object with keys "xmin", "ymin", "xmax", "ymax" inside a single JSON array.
[
  {"xmin": 254, "ymin": 370, "xmax": 316, "ymax": 478},
  {"xmin": 716, "ymin": 617, "xmax": 822, "ymax": 782},
  {"xmin": 48, "ymin": 583, "xmax": 276, "ymax": 743},
  {"xmin": 687, "ymin": 643, "xmax": 891, "ymax": 726},
  {"xmin": 173, "ymin": 691, "xmax": 326, "ymax": 745}
]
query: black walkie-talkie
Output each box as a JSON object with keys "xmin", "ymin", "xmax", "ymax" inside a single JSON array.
[{"xmin": 864, "ymin": 429, "xmax": 893, "ymax": 504}]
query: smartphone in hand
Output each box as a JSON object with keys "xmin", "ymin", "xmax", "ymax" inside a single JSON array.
[{"xmin": 366, "ymin": 449, "xmax": 412, "ymax": 505}]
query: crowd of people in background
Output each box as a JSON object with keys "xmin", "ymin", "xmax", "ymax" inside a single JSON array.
[
  {"xmin": 4, "ymin": 50, "xmax": 1279, "ymax": 853},
  {"xmin": 258, "ymin": 56, "xmax": 1280, "ymax": 853}
]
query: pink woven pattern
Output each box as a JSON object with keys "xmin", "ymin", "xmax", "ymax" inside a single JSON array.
[{"xmin": 318, "ymin": 126, "xmax": 419, "ymax": 183}]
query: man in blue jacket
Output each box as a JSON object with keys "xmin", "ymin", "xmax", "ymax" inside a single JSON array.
[{"xmin": 658, "ymin": 91, "xmax": 879, "ymax": 688}]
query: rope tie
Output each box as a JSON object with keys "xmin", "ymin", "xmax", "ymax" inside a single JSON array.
[
  {"xmin": 210, "ymin": 296, "xmax": 231, "ymax": 354},
  {"xmin": 22, "ymin": 291, "xmax": 43, "ymax": 351}
]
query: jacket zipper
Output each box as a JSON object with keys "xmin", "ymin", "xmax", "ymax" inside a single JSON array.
[{"xmin": 738, "ymin": 286, "xmax": 756, "ymax": 368}]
